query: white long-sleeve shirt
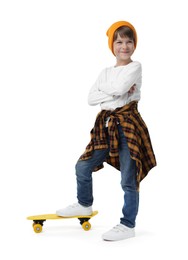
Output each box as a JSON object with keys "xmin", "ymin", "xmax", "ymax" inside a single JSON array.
[{"xmin": 88, "ymin": 61, "xmax": 142, "ymax": 110}]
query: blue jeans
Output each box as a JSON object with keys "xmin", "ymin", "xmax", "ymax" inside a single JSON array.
[{"xmin": 75, "ymin": 125, "xmax": 139, "ymax": 228}]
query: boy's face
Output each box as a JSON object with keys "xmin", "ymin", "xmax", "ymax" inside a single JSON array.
[{"xmin": 113, "ymin": 34, "xmax": 135, "ymax": 66}]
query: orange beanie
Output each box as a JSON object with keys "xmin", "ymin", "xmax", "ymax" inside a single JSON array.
[{"xmin": 106, "ymin": 21, "xmax": 137, "ymax": 55}]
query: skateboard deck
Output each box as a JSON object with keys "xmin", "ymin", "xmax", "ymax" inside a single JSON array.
[{"xmin": 27, "ymin": 210, "xmax": 98, "ymax": 233}]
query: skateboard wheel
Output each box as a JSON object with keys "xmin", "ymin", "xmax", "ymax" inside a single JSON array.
[
  {"xmin": 33, "ymin": 224, "xmax": 43, "ymax": 233},
  {"xmin": 82, "ymin": 221, "xmax": 91, "ymax": 231}
]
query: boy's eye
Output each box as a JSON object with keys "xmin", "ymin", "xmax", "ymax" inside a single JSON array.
[{"xmin": 115, "ymin": 40, "xmax": 133, "ymax": 44}]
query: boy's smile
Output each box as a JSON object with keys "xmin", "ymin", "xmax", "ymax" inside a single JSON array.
[{"xmin": 113, "ymin": 34, "xmax": 135, "ymax": 66}]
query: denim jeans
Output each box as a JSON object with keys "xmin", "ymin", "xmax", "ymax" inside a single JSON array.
[{"xmin": 75, "ymin": 125, "xmax": 139, "ymax": 228}]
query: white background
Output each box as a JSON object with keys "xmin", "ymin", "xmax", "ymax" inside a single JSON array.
[{"xmin": 0, "ymin": 0, "xmax": 188, "ymax": 259}]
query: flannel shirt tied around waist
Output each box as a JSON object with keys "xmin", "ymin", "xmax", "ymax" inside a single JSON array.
[{"xmin": 79, "ymin": 101, "xmax": 157, "ymax": 188}]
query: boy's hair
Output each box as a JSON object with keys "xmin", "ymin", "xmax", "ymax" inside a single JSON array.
[{"xmin": 113, "ymin": 26, "xmax": 136, "ymax": 45}]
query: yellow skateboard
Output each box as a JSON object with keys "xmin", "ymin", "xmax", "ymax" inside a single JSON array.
[{"xmin": 27, "ymin": 211, "xmax": 98, "ymax": 233}]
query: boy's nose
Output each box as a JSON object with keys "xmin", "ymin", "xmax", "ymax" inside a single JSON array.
[{"xmin": 122, "ymin": 42, "xmax": 127, "ymax": 49}]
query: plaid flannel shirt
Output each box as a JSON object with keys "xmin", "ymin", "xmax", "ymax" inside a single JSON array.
[{"xmin": 79, "ymin": 101, "xmax": 156, "ymax": 188}]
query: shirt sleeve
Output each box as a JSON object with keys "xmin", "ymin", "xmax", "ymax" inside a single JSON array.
[
  {"xmin": 88, "ymin": 70, "xmax": 114, "ymax": 106},
  {"xmin": 98, "ymin": 62, "xmax": 142, "ymax": 96}
]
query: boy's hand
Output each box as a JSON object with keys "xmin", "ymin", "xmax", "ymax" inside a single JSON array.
[{"xmin": 128, "ymin": 84, "xmax": 136, "ymax": 94}]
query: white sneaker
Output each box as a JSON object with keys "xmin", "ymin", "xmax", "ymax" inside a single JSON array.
[
  {"xmin": 56, "ymin": 203, "xmax": 93, "ymax": 217},
  {"xmin": 102, "ymin": 224, "xmax": 135, "ymax": 241}
]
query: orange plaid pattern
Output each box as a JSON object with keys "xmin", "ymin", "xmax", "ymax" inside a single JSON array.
[{"xmin": 79, "ymin": 101, "xmax": 156, "ymax": 189}]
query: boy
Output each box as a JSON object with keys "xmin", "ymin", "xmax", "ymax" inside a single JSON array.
[{"xmin": 56, "ymin": 21, "xmax": 156, "ymax": 241}]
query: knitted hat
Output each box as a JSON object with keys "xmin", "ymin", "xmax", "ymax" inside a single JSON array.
[{"xmin": 106, "ymin": 21, "xmax": 137, "ymax": 55}]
